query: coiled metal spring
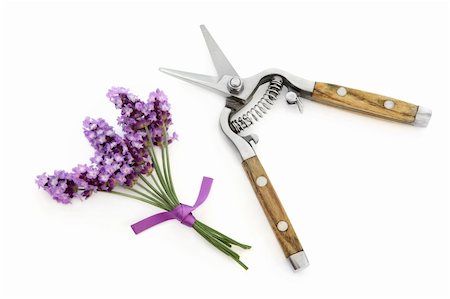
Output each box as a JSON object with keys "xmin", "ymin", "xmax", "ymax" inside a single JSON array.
[{"xmin": 230, "ymin": 76, "xmax": 283, "ymax": 133}]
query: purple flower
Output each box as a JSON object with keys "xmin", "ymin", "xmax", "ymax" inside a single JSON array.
[
  {"xmin": 108, "ymin": 87, "xmax": 176, "ymax": 147},
  {"xmin": 120, "ymin": 165, "xmax": 133, "ymax": 175},
  {"xmin": 98, "ymin": 172, "xmax": 110, "ymax": 183},
  {"xmin": 171, "ymin": 132, "xmax": 179, "ymax": 141},
  {"xmin": 38, "ymin": 87, "xmax": 176, "ymax": 204},
  {"xmin": 36, "ymin": 173, "xmax": 48, "ymax": 188},
  {"xmin": 107, "ymin": 87, "xmax": 130, "ymax": 108},
  {"xmin": 83, "ymin": 117, "xmax": 147, "ymax": 186},
  {"xmin": 73, "ymin": 164, "xmax": 88, "ymax": 174},
  {"xmin": 86, "ymin": 167, "xmax": 99, "ymax": 179},
  {"xmin": 114, "ymin": 153, "xmax": 125, "ymax": 162},
  {"xmin": 146, "ymin": 89, "xmax": 176, "ymax": 145},
  {"xmin": 115, "ymin": 173, "xmax": 127, "ymax": 184},
  {"xmin": 36, "ymin": 171, "xmax": 79, "ymax": 204}
]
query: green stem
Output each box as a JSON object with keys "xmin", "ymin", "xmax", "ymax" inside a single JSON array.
[
  {"xmin": 198, "ymin": 225, "xmax": 239, "ymax": 259},
  {"xmin": 196, "ymin": 220, "xmax": 251, "ymax": 249},
  {"xmin": 197, "ymin": 226, "xmax": 235, "ymax": 257},
  {"xmin": 160, "ymin": 142, "xmax": 173, "ymax": 198},
  {"xmin": 197, "ymin": 224, "xmax": 232, "ymax": 248},
  {"xmin": 108, "ymin": 190, "xmax": 162, "ymax": 208},
  {"xmin": 136, "ymin": 182, "xmax": 163, "ymax": 202},
  {"xmin": 159, "ymin": 131, "xmax": 178, "ymax": 205},
  {"xmin": 145, "ymin": 127, "xmax": 177, "ymax": 207},
  {"xmin": 126, "ymin": 187, "xmax": 169, "ymax": 210},
  {"xmin": 138, "ymin": 126, "xmax": 250, "ymax": 269},
  {"xmin": 162, "ymin": 125, "xmax": 178, "ymax": 202},
  {"xmin": 149, "ymin": 173, "xmax": 171, "ymax": 203},
  {"xmin": 149, "ymin": 145, "xmax": 169, "ymax": 193},
  {"xmin": 193, "ymin": 222, "xmax": 248, "ymax": 270},
  {"xmin": 136, "ymin": 176, "xmax": 173, "ymax": 209},
  {"xmin": 135, "ymin": 182, "xmax": 172, "ymax": 209},
  {"xmin": 138, "ymin": 174, "xmax": 166, "ymax": 201}
]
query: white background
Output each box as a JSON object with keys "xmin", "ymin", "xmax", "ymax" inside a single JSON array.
[{"xmin": 1, "ymin": 1, "xmax": 449, "ymax": 299}]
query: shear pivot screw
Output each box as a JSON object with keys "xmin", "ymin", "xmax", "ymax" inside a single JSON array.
[
  {"xmin": 384, "ymin": 100, "xmax": 395, "ymax": 109},
  {"xmin": 277, "ymin": 221, "xmax": 289, "ymax": 232},
  {"xmin": 228, "ymin": 77, "xmax": 243, "ymax": 94},
  {"xmin": 256, "ymin": 176, "xmax": 267, "ymax": 187},
  {"xmin": 337, "ymin": 87, "xmax": 347, "ymax": 97}
]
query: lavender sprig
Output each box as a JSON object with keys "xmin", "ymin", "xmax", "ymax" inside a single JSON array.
[{"xmin": 36, "ymin": 87, "xmax": 250, "ymax": 269}]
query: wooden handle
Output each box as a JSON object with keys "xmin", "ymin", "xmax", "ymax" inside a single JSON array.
[
  {"xmin": 242, "ymin": 156, "xmax": 303, "ymax": 257},
  {"xmin": 312, "ymin": 82, "xmax": 419, "ymax": 124}
]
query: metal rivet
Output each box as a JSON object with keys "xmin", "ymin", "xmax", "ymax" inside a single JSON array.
[
  {"xmin": 227, "ymin": 76, "xmax": 243, "ymax": 94},
  {"xmin": 277, "ymin": 221, "xmax": 289, "ymax": 232},
  {"xmin": 230, "ymin": 77, "xmax": 241, "ymax": 88},
  {"xmin": 337, "ymin": 87, "xmax": 347, "ymax": 97},
  {"xmin": 384, "ymin": 100, "xmax": 395, "ymax": 109},
  {"xmin": 256, "ymin": 176, "xmax": 267, "ymax": 187}
]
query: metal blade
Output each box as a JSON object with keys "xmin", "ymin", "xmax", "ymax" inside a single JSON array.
[
  {"xmin": 200, "ymin": 25, "xmax": 239, "ymax": 78},
  {"xmin": 159, "ymin": 67, "xmax": 231, "ymax": 97}
]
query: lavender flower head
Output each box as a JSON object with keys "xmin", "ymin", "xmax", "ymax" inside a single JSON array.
[
  {"xmin": 82, "ymin": 117, "xmax": 148, "ymax": 189},
  {"xmin": 37, "ymin": 87, "xmax": 176, "ymax": 204},
  {"xmin": 107, "ymin": 87, "xmax": 177, "ymax": 146},
  {"xmin": 36, "ymin": 171, "xmax": 79, "ymax": 204}
]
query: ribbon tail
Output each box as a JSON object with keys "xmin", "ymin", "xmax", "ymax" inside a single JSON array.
[
  {"xmin": 131, "ymin": 211, "xmax": 176, "ymax": 234},
  {"xmin": 192, "ymin": 176, "xmax": 213, "ymax": 209}
]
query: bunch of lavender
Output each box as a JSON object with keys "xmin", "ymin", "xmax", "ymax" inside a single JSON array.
[{"xmin": 37, "ymin": 87, "xmax": 250, "ymax": 269}]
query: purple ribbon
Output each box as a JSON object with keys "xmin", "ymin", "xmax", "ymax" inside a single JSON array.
[{"xmin": 131, "ymin": 177, "xmax": 213, "ymax": 234}]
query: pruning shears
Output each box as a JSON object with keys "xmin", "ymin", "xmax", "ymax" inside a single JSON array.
[{"xmin": 160, "ymin": 25, "xmax": 431, "ymax": 271}]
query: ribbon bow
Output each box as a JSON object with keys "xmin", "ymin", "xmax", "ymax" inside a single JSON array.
[{"xmin": 131, "ymin": 177, "xmax": 213, "ymax": 234}]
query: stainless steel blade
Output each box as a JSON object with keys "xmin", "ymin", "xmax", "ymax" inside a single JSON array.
[
  {"xmin": 159, "ymin": 67, "xmax": 232, "ymax": 97},
  {"xmin": 200, "ymin": 25, "xmax": 239, "ymax": 78}
]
